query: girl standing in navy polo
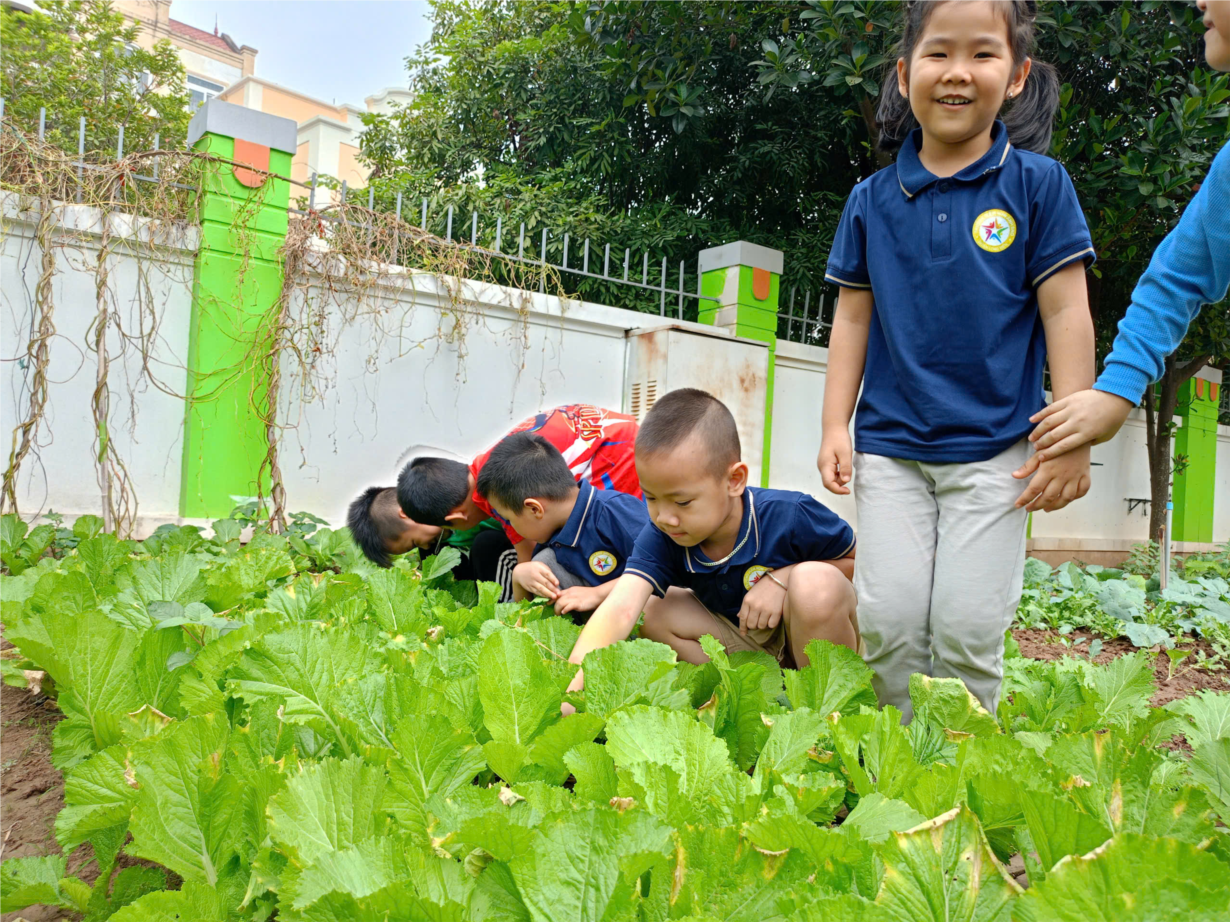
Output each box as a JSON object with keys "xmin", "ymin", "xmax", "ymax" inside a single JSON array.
[{"xmin": 818, "ymin": 0, "xmax": 1096, "ymax": 721}]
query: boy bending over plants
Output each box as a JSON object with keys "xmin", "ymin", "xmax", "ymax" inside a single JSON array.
[
  {"xmin": 563, "ymin": 388, "xmax": 858, "ymax": 708},
  {"xmin": 477, "ymin": 432, "xmax": 650, "ymax": 617}
]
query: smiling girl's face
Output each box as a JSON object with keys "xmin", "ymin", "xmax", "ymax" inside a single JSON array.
[
  {"xmin": 897, "ymin": 1, "xmax": 1031, "ymax": 156},
  {"xmin": 1198, "ymin": 0, "xmax": 1230, "ymax": 71}
]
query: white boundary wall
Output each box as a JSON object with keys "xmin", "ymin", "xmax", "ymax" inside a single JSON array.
[
  {"xmin": 3, "ymin": 198, "xmax": 1227, "ymax": 550},
  {"xmin": 278, "ymin": 264, "xmax": 657, "ymax": 526},
  {"xmin": 1215, "ymin": 426, "xmax": 1230, "ymax": 542},
  {"xmin": 1, "ymin": 197, "xmax": 197, "ymax": 532},
  {"xmin": 769, "ymin": 340, "xmax": 856, "ymax": 525}
]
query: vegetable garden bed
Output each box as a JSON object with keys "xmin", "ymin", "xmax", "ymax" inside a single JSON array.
[{"xmin": 1, "ymin": 513, "xmax": 1229, "ymax": 921}]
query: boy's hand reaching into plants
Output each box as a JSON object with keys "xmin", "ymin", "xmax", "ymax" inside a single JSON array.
[
  {"xmin": 554, "ymin": 585, "xmax": 602, "ymax": 617},
  {"xmin": 513, "ymin": 561, "xmax": 560, "ymax": 601},
  {"xmin": 1013, "ymin": 389, "xmax": 1135, "ymax": 478},
  {"xmin": 1013, "ymin": 444, "xmax": 1091, "ymax": 512},
  {"xmin": 817, "ymin": 431, "xmax": 854, "ymax": 495}
]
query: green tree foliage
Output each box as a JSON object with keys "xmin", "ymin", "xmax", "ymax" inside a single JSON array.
[
  {"xmin": 0, "ymin": 0, "xmax": 191, "ymax": 155},
  {"xmin": 358, "ymin": 0, "xmax": 872, "ymax": 309},
  {"xmin": 365, "ymin": 1, "xmax": 1226, "ymax": 316}
]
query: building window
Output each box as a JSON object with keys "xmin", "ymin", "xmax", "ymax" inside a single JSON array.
[{"xmin": 187, "ymin": 75, "xmax": 224, "ymax": 108}]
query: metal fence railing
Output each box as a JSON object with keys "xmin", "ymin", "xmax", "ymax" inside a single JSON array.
[
  {"xmin": 0, "ymin": 102, "xmax": 196, "ymax": 198},
  {"xmin": 292, "ymin": 181, "xmax": 718, "ymax": 321},
  {"xmin": 4, "ymin": 100, "xmax": 841, "ymax": 344},
  {"xmin": 777, "ymin": 284, "xmax": 834, "ymax": 348}
]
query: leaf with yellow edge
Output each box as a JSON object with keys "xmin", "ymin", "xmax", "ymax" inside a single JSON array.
[
  {"xmin": 909, "ymin": 675, "xmax": 1000, "ymax": 738},
  {"xmin": 1015, "ymin": 833, "xmax": 1230, "ymax": 921},
  {"xmin": 873, "ymin": 804, "xmax": 1020, "ymax": 922}
]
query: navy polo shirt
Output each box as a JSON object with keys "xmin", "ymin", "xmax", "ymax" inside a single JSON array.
[
  {"xmin": 624, "ymin": 487, "xmax": 855, "ymax": 623},
  {"xmin": 825, "ymin": 121, "xmax": 1095, "ymax": 462},
  {"xmin": 544, "ymin": 480, "xmax": 649, "ymax": 586}
]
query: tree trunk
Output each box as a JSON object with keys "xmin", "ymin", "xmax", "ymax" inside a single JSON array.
[
  {"xmin": 1144, "ymin": 352, "xmax": 1210, "ymax": 544},
  {"xmin": 1085, "ymin": 270, "xmax": 1101, "ymax": 326},
  {"xmin": 857, "ymin": 94, "xmax": 893, "ymax": 170}
]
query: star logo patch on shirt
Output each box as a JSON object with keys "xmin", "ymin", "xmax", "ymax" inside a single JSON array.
[
  {"xmin": 972, "ymin": 209, "xmax": 1017, "ymax": 253},
  {"xmin": 589, "ymin": 551, "xmax": 617, "ymax": 576},
  {"xmin": 743, "ymin": 565, "xmax": 772, "ymax": 590}
]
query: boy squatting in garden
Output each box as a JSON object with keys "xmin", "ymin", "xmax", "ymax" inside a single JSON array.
[
  {"xmin": 476, "ymin": 432, "xmax": 650, "ymax": 618},
  {"xmin": 818, "ymin": 0, "xmax": 1096, "ymax": 721},
  {"xmin": 1016, "ymin": 0, "xmax": 1230, "ymax": 470},
  {"xmin": 562, "ymin": 389, "xmax": 858, "ymax": 708}
]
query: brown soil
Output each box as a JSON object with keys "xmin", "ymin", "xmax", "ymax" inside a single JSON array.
[
  {"xmin": 1011, "ymin": 628, "xmax": 1230, "ymax": 707},
  {"xmin": 1012, "ymin": 628, "xmax": 1230, "ymax": 753},
  {"xmin": 1, "ymin": 675, "xmax": 78, "ymax": 922}
]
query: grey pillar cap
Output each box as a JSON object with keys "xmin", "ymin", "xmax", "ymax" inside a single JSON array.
[
  {"xmin": 698, "ymin": 241, "xmax": 784, "ymax": 276},
  {"xmin": 187, "ymin": 99, "xmax": 298, "ymax": 155}
]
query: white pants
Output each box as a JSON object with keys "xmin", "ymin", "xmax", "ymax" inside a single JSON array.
[{"xmin": 853, "ymin": 440, "xmax": 1029, "ymax": 721}]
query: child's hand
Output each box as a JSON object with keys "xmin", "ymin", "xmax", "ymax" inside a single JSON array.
[
  {"xmin": 513, "ymin": 561, "xmax": 560, "ymax": 601},
  {"xmin": 1013, "ymin": 390, "xmax": 1134, "ymax": 479},
  {"xmin": 1013, "ymin": 444, "xmax": 1091, "ymax": 512},
  {"xmin": 561, "ymin": 667, "xmax": 584, "ymax": 716},
  {"xmin": 554, "ymin": 585, "xmax": 601, "ymax": 617},
  {"xmin": 736, "ymin": 570, "xmax": 787, "ymax": 634},
  {"xmin": 817, "ymin": 431, "xmax": 854, "ymax": 495}
]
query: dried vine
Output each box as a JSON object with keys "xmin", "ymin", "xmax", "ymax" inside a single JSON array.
[
  {"xmin": 2, "ymin": 191, "xmax": 57, "ymax": 517},
  {"xmin": 2, "ymin": 122, "xmax": 578, "ymax": 536},
  {"xmin": 89, "ymin": 193, "xmax": 137, "ymax": 536}
]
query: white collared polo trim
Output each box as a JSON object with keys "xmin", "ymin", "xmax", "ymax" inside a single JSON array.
[
  {"xmin": 824, "ymin": 272, "xmax": 872, "ymax": 289},
  {"xmin": 901, "ymin": 140, "xmax": 1013, "ymax": 196},
  {"xmin": 984, "ymin": 141, "xmax": 1012, "ymax": 174},
  {"xmin": 1032, "ymin": 247, "xmax": 1095, "ymax": 286},
  {"xmin": 685, "ymin": 491, "xmax": 761, "ymax": 573},
  {"xmin": 625, "ymin": 567, "xmax": 666, "ymax": 596},
  {"xmin": 559, "ymin": 484, "xmax": 596, "ymax": 547}
]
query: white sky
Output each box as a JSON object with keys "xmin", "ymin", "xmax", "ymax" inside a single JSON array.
[{"xmin": 172, "ymin": 0, "xmax": 435, "ymax": 106}]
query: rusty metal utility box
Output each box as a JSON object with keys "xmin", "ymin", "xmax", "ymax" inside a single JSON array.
[{"xmin": 625, "ymin": 324, "xmax": 770, "ymax": 485}]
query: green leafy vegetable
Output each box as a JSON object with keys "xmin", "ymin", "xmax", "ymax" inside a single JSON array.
[{"xmin": 4, "ymin": 512, "xmax": 1230, "ymax": 919}]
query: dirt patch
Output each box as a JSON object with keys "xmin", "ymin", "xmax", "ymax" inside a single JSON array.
[
  {"xmin": 1012, "ymin": 628, "xmax": 1230, "ymax": 707},
  {"xmin": 0, "ymin": 676, "xmax": 79, "ymax": 922}
]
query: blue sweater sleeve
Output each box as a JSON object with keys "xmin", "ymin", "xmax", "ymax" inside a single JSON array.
[{"xmin": 1095, "ymin": 140, "xmax": 1230, "ymax": 403}]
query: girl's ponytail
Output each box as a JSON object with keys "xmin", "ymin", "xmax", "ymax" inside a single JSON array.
[
  {"xmin": 874, "ymin": 0, "xmax": 1062, "ymax": 157},
  {"xmin": 1001, "ymin": 60, "xmax": 1060, "ymax": 154},
  {"xmin": 875, "ymin": 71, "xmax": 914, "ymax": 155}
]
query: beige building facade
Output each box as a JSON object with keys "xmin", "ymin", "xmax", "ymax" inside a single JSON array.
[
  {"xmin": 115, "ymin": 0, "xmax": 412, "ymax": 203},
  {"xmin": 114, "ymin": 0, "xmax": 256, "ymax": 104},
  {"xmin": 217, "ymin": 77, "xmax": 411, "ymax": 200}
]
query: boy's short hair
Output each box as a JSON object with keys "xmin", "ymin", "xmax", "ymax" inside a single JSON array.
[
  {"xmin": 476, "ymin": 433, "xmax": 577, "ymax": 511},
  {"xmin": 347, "ymin": 486, "xmax": 401, "ymax": 568},
  {"xmin": 397, "ymin": 457, "xmax": 470, "ymax": 526},
  {"xmin": 637, "ymin": 388, "xmax": 740, "ymax": 478}
]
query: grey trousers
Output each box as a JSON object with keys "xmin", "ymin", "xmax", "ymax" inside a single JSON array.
[
  {"xmin": 532, "ymin": 547, "xmax": 587, "ymax": 591},
  {"xmin": 852, "ymin": 440, "xmax": 1030, "ymax": 721}
]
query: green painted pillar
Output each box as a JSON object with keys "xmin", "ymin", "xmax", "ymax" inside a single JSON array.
[
  {"xmin": 180, "ymin": 101, "xmax": 297, "ymax": 518},
  {"xmin": 697, "ymin": 242, "xmax": 783, "ymax": 487},
  {"xmin": 1172, "ymin": 369, "xmax": 1221, "ymax": 543}
]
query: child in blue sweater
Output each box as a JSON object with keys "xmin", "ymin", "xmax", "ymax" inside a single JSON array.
[{"xmin": 1015, "ymin": 0, "xmax": 1230, "ymax": 480}]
